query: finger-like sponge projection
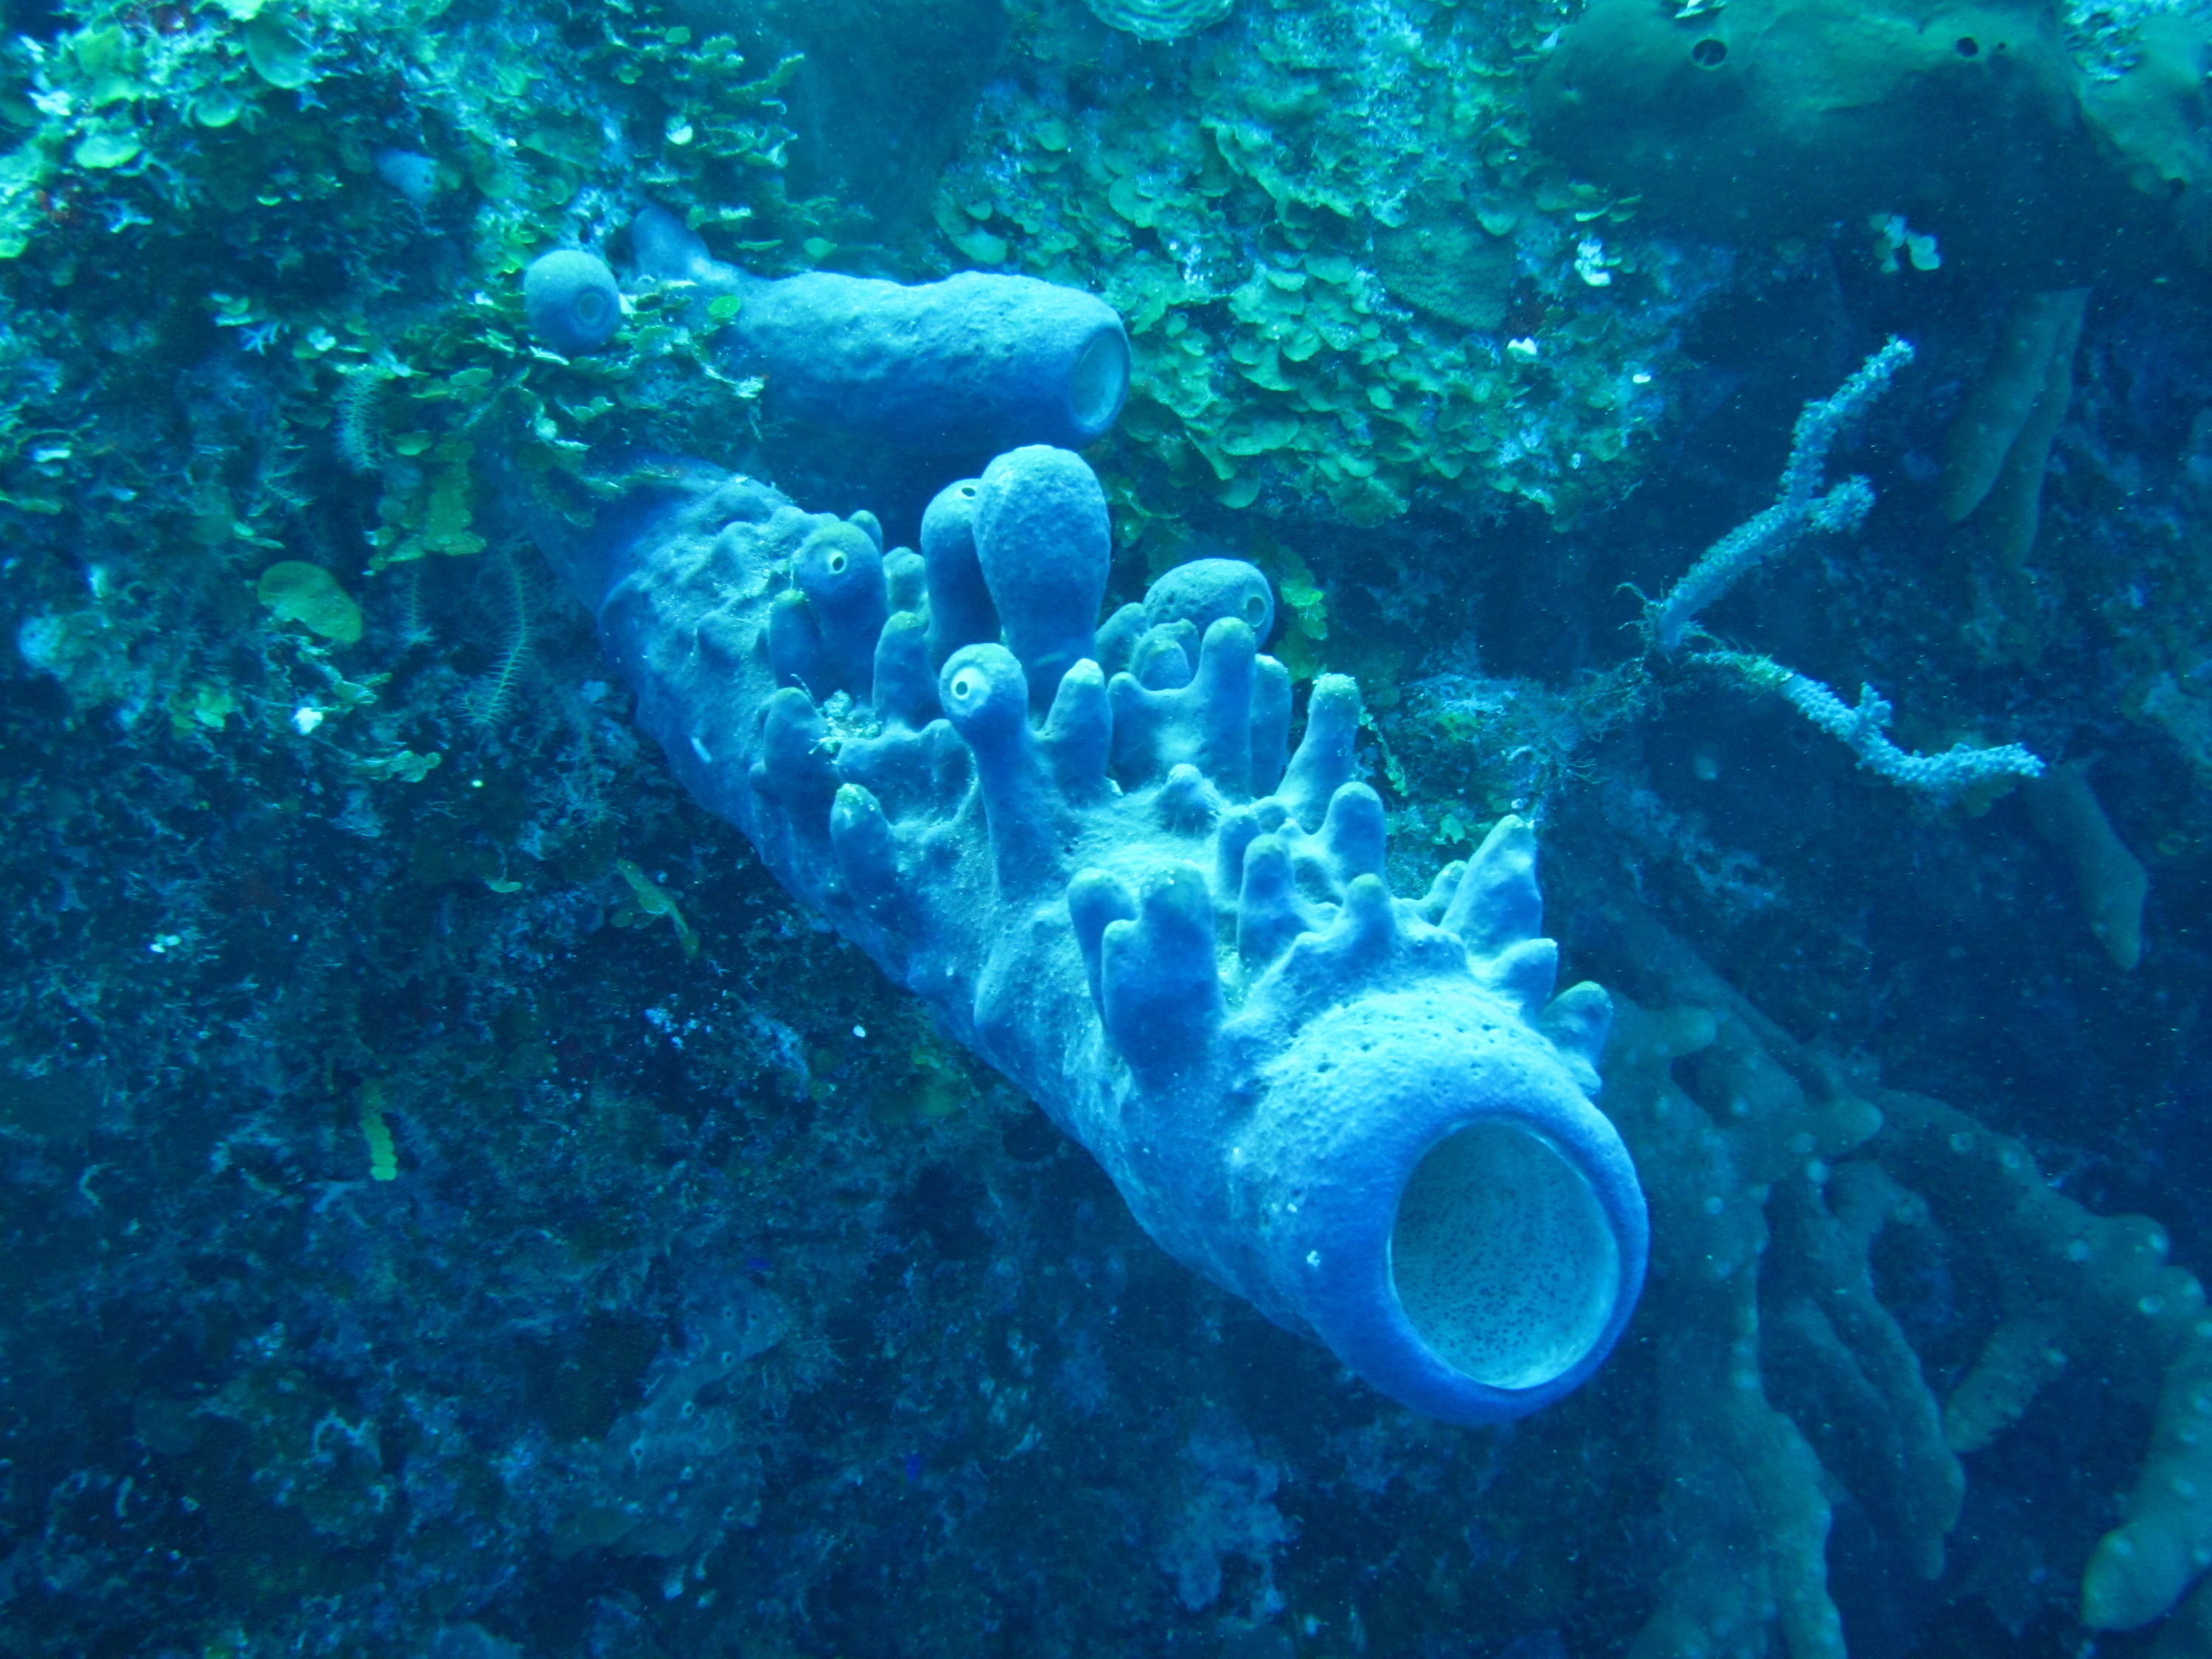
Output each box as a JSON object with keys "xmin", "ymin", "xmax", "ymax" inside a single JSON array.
[{"xmin": 544, "ymin": 447, "xmax": 1648, "ymax": 1425}]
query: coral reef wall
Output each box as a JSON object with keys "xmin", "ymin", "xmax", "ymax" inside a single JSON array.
[{"xmin": 3, "ymin": 0, "xmax": 2211, "ymax": 1655}]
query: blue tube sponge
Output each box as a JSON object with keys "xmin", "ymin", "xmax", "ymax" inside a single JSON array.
[
  {"xmin": 544, "ymin": 448, "xmax": 1647, "ymax": 1426},
  {"xmin": 625, "ymin": 205, "xmax": 1128, "ymax": 459},
  {"xmin": 973, "ymin": 445, "xmax": 1111, "ymax": 709},
  {"xmin": 1144, "ymin": 555, "xmax": 1275, "ymax": 644},
  {"xmin": 523, "ymin": 249, "xmax": 622, "ymax": 356},
  {"xmin": 727, "ymin": 274, "xmax": 1130, "ymax": 455}
]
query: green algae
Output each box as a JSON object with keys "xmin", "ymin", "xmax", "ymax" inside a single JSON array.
[
  {"xmin": 923, "ymin": 0, "xmax": 1676, "ymax": 574},
  {"xmin": 0, "ymin": 0, "xmax": 827, "ymax": 597},
  {"xmin": 257, "ymin": 560, "xmax": 365, "ymax": 645}
]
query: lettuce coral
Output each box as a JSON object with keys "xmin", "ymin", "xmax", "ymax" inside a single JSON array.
[{"xmin": 925, "ymin": 0, "xmax": 1688, "ymax": 544}]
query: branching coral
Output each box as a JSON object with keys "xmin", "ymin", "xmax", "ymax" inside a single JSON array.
[
  {"xmin": 1646, "ymin": 338, "xmax": 1911, "ymax": 653},
  {"xmin": 1704, "ymin": 654, "xmax": 2047, "ymax": 804},
  {"xmin": 1593, "ymin": 911, "xmax": 2212, "ymax": 1655}
]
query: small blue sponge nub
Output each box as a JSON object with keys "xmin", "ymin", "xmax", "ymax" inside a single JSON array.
[
  {"xmin": 524, "ymin": 249, "xmax": 623, "ymax": 356},
  {"xmin": 1144, "ymin": 557, "xmax": 1276, "ymax": 646}
]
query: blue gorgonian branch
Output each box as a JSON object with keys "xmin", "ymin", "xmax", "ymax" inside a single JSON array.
[
  {"xmin": 1703, "ymin": 653, "xmax": 2046, "ymax": 802},
  {"xmin": 1646, "ymin": 337, "xmax": 1913, "ymax": 652},
  {"xmin": 1644, "ymin": 338, "xmax": 2044, "ymax": 800}
]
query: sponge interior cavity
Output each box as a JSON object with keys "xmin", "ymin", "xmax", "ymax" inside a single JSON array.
[
  {"xmin": 1391, "ymin": 1119, "xmax": 1621, "ymax": 1391},
  {"xmin": 1066, "ymin": 327, "xmax": 1130, "ymax": 437}
]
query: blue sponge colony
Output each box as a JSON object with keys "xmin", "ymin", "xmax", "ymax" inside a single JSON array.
[
  {"xmin": 545, "ymin": 444, "xmax": 1649, "ymax": 1427},
  {"xmin": 524, "ymin": 248, "xmax": 623, "ymax": 356}
]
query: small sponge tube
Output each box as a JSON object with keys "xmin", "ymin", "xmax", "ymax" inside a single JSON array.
[
  {"xmin": 1144, "ymin": 557, "xmax": 1276, "ymax": 647},
  {"xmin": 1233, "ymin": 987, "xmax": 1648, "ymax": 1425},
  {"xmin": 726, "ymin": 271, "xmax": 1130, "ymax": 454},
  {"xmin": 920, "ymin": 477, "xmax": 999, "ymax": 667},
  {"xmin": 973, "ymin": 445, "xmax": 1112, "ymax": 706},
  {"xmin": 524, "ymin": 249, "xmax": 624, "ymax": 355}
]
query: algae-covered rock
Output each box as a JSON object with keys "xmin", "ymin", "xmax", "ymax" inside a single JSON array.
[
  {"xmin": 1373, "ymin": 206, "xmax": 1517, "ymax": 333},
  {"xmin": 1531, "ymin": 0, "xmax": 2212, "ymax": 279},
  {"xmin": 706, "ymin": 0, "xmax": 1010, "ymax": 234},
  {"xmin": 1533, "ymin": 0, "xmax": 2077, "ymax": 257}
]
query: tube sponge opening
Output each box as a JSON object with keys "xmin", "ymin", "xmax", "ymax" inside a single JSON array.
[
  {"xmin": 1066, "ymin": 326, "xmax": 1130, "ymax": 440},
  {"xmin": 1246, "ymin": 987, "xmax": 1646, "ymax": 1424},
  {"xmin": 524, "ymin": 249, "xmax": 622, "ymax": 355},
  {"xmin": 1392, "ymin": 1119, "xmax": 1623, "ymax": 1391}
]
